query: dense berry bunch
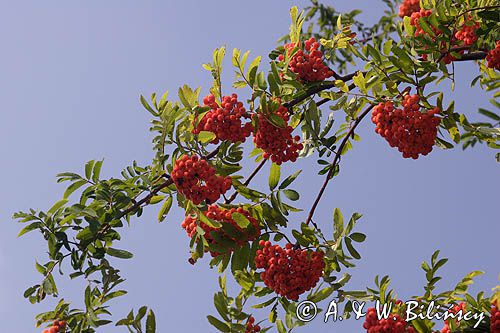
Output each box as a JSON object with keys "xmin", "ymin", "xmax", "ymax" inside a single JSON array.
[
  {"xmin": 253, "ymin": 105, "xmax": 303, "ymax": 165},
  {"xmin": 278, "ymin": 37, "xmax": 334, "ymax": 82},
  {"xmin": 371, "ymin": 95, "xmax": 441, "ymax": 159},
  {"xmin": 454, "ymin": 17, "xmax": 480, "ymax": 46},
  {"xmin": 172, "ymin": 155, "xmax": 232, "ymax": 205},
  {"xmin": 440, "ymin": 302, "xmax": 466, "ymax": 333},
  {"xmin": 398, "ymin": 0, "xmax": 420, "ymax": 18},
  {"xmin": 255, "ymin": 241, "xmax": 325, "ymax": 300},
  {"xmin": 181, "ymin": 205, "xmax": 260, "ymax": 256},
  {"xmin": 42, "ymin": 320, "xmax": 66, "ymax": 333},
  {"xmin": 410, "ymin": 10, "xmax": 481, "ymax": 64},
  {"xmin": 486, "ymin": 41, "xmax": 500, "ymax": 70},
  {"xmin": 490, "ymin": 303, "xmax": 500, "ymax": 333},
  {"xmin": 410, "ymin": 9, "xmax": 436, "ymax": 37},
  {"xmin": 363, "ymin": 308, "xmax": 416, "ymax": 333},
  {"xmin": 245, "ymin": 316, "xmax": 261, "ymax": 333},
  {"xmin": 193, "ymin": 94, "xmax": 253, "ymax": 144}
]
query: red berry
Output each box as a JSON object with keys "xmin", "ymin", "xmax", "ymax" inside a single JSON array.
[
  {"xmin": 490, "ymin": 302, "xmax": 500, "ymax": 333},
  {"xmin": 398, "ymin": 0, "xmax": 420, "ymax": 18},
  {"xmin": 409, "ymin": 10, "xmax": 480, "ymax": 64},
  {"xmin": 253, "ymin": 104, "xmax": 302, "ymax": 165},
  {"xmin": 364, "ymin": 306, "xmax": 415, "ymax": 333},
  {"xmin": 254, "ymin": 243, "xmax": 325, "ymax": 300},
  {"xmin": 371, "ymin": 96, "xmax": 441, "ymax": 159},
  {"xmin": 181, "ymin": 205, "xmax": 260, "ymax": 257},
  {"xmin": 279, "ymin": 37, "xmax": 334, "ymax": 82},
  {"xmin": 440, "ymin": 302, "xmax": 467, "ymax": 333},
  {"xmin": 171, "ymin": 155, "xmax": 232, "ymax": 205},
  {"xmin": 486, "ymin": 41, "xmax": 500, "ymax": 70},
  {"xmin": 193, "ymin": 93, "xmax": 253, "ymax": 144}
]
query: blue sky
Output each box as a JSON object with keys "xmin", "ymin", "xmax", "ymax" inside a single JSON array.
[{"xmin": 0, "ymin": 1, "xmax": 498, "ymax": 332}]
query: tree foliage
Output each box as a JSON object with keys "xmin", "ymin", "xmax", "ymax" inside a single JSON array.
[{"xmin": 14, "ymin": 0, "xmax": 500, "ymax": 332}]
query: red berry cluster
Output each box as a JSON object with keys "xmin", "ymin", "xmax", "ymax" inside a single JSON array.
[
  {"xmin": 253, "ymin": 105, "xmax": 303, "ymax": 165},
  {"xmin": 172, "ymin": 155, "xmax": 232, "ymax": 205},
  {"xmin": 491, "ymin": 302, "xmax": 500, "ymax": 333},
  {"xmin": 193, "ymin": 94, "xmax": 253, "ymax": 144},
  {"xmin": 454, "ymin": 17, "xmax": 480, "ymax": 46},
  {"xmin": 410, "ymin": 10, "xmax": 480, "ymax": 64},
  {"xmin": 42, "ymin": 320, "xmax": 66, "ymax": 333},
  {"xmin": 181, "ymin": 205, "xmax": 260, "ymax": 256},
  {"xmin": 398, "ymin": 0, "xmax": 420, "ymax": 18},
  {"xmin": 371, "ymin": 95, "xmax": 441, "ymax": 159},
  {"xmin": 255, "ymin": 241, "xmax": 325, "ymax": 301},
  {"xmin": 363, "ymin": 308, "xmax": 416, "ymax": 333},
  {"xmin": 245, "ymin": 316, "xmax": 261, "ymax": 333},
  {"xmin": 486, "ymin": 41, "xmax": 500, "ymax": 70},
  {"xmin": 410, "ymin": 9, "xmax": 437, "ymax": 37},
  {"xmin": 440, "ymin": 302, "xmax": 466, "ymax": 333},
  {"xmin": 278, "ymin": 37, "xmax": 334, "ymax": 82}
]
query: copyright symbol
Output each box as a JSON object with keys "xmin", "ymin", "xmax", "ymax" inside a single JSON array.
[{"xmin": 296, "ymin": 300, "xmax": 317, "ymax": 322}]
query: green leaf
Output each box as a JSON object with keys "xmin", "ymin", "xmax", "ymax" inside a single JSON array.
[
  {"xmin": 149, "ymin": 195, "xmax": 165, "ymax": 205},
  {"xmin": 85, "ymin": 160, "xmax": 95, "ymax": 180},
  {"xmin": 276, "ymin": 319, "xmax": 286, "ymax": 333},
  {"xmin": 349, "ymin": 232, "xmax": 366, "ymax": 242},
  {"xmin": 232, "ymin": 212, "xmax": 250, "ymax": 229},
  {"xmin": 352, "ymin": 71, "xmax": 366, "ymax": 94},
  {"xmin": 231, "ymin": 243, "xmax": 250, "ymax": 273},
  {"xmin": 198, "ymin": 131, "xmax": 216, "ymax": 144},
  {"xmin": 92, "ymin": 160, "xmax": 103, "ymax": 182},
  {"xmin": 207, "ymin": 316, "xmax": 230, "ymax": 332},
  {"xmin": 141, "ymin": 95, "xmax": 158, "ymax": 116},
  {"xmin": 279, "ymin": 170, "xmax": 302, "ymax": 189},
  {"xmin": 345, "ymin": 238, "xmax": 361, "ymax": 259},
  {"xmin": 158, "ymin": 196, "xmax": 173, "ymax": 222},
  {"xmin": 199, "ymin": 213, "xmax": 222, "ymax": 228},
  {"xmin": 63, "ymin": 180, "xmax": 87, "ymax": 199},
  {"xmin": 403, "ymin": 16, "xmax": 415, "ymax": 36},
  {"xmin": 47, "ymin": 199, "xmax": 68, "ymax": 217},
  {"xmin": 283, "ymin": 189, "xmax": 299, "ymax": 201},
  {"xmin": 333, "ymin": 208, "xmax": 344, "ymax": 239},
  {"xmin": 478, "ymin": 108, "xmax": 500, "ymax": 121},
  {"xmin": 106, "ymin": 248, "xmax": 134, "ymax": 259},
  {"xmin": 269, "ymin": 163, "xmax": 281, "ymax": 190},
  {"xmin": 252, "ymin": 297, "xmax": 277, "ymax": 309},
  {"xmin": 146, "ymin": 309, "xmax": 156, "ymax": 333},
  {"xmin": 18, "ymin": 222, "xmax": 43, "ymax": 237},
  {"xmin": 310, "ymin": 287, "xmax": 334, "ymax": 303},
  {"xmin": 102, "ymin": 290, "xmax": 127, "ymax": 304}
]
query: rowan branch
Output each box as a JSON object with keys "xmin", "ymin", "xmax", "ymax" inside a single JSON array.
[
  {"xmin": 305, "ymin": 104, "xmax": 375, "ymax": 225},
  {"xmin": 225, "ymin": 159, "xmax": 267, "ymax": 204},
  {"xmin": 453, "ymin": 51, "xmax": 488, "ymax": 62},
  {"xmin": 284, "ymin": 70, "xmax": 359, "ymax": 109}
]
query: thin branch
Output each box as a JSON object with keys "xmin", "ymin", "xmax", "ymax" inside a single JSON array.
[
  {"xmin": 284, "ymin": 70, "xmax": 360, "ymax": 109},
  {"xmin": 453, "ymin": 51, "xmax": 488, "ymax": 62},
  {"xmin": 225, "ymin": 159, "xmax": 267, "ymax": 204},
  {"xmin": 305, "ymin": 104, "xmax": 374, "ymax": 225}
]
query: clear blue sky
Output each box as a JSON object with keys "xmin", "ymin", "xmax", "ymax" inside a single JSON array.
[{"xmin": 0, "ymin": 1, "xmax": 498, "ymax": 332}]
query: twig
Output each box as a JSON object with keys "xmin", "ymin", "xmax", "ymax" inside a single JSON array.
[
  {"xmin": 225, "ymin": 159, "xmax": 267, "ymax": 204},
  {"xmin": 305, "ymin": 104, "xmax": 374, "ymax": 225}
]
